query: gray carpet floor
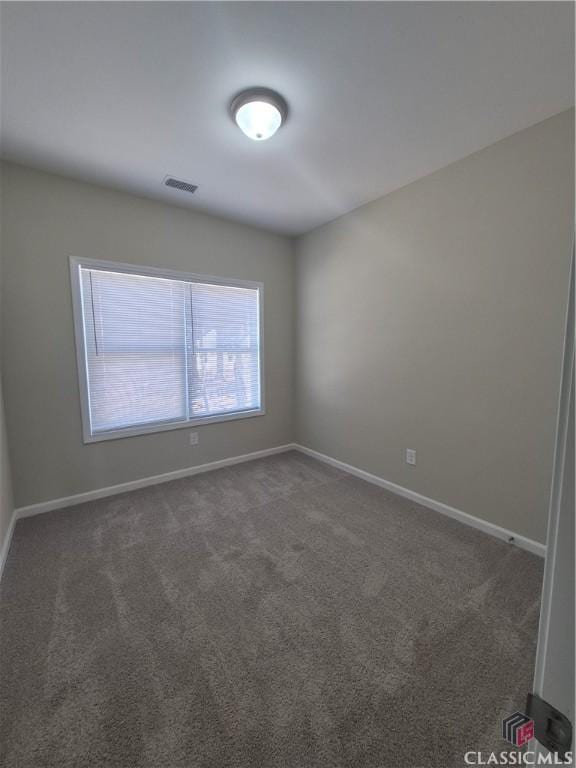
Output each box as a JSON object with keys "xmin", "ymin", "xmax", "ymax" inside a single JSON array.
[{"xmin": 0, "ymin": 451, "xmax": 543, "ymax": 768}]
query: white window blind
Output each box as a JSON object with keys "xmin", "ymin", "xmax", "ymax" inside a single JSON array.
[{"xmin": 73, "ymin": 260, "xmax": 262, "ymax": 441}]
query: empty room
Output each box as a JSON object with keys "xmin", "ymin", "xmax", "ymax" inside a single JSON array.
[{"xmin": 0, "ymin": 2, "xmax": 574, "ymax": 767}]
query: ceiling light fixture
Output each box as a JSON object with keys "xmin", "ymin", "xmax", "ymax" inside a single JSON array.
[{"xmin": 230, "ymin": 88, "xmax": 288, "ymax": 141}]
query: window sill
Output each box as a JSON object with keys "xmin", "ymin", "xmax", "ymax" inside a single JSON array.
[{"xmin": 83, "ymin": 407, "xmax": 265, "ymax": 444}]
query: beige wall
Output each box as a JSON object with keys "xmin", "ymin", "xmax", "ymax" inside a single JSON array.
[
  {"xmin": 1, "ymin": 162, "xmax": 294, "ymax": 507},
  {"xmin": 295, "ymin": 110, "xmax": 574, "ymax": 544}
]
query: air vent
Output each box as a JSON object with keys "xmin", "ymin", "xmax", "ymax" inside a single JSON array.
[{"xmin": 163, "ymin": 176, "xmax": 198, "ymax": 194}]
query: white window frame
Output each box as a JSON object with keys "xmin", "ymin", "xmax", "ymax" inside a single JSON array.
[{"xmin": 70, "ymin": 257, "xmax": 265, "ymax": 443}]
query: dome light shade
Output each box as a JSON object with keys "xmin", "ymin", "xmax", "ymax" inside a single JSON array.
[
  {"xmin": 235, "ymin": 101, "xmax": 281, "ymax": 141},
  {"xmin": 231, "ymin": 88, "xmax": 288, "ymax": 141}
]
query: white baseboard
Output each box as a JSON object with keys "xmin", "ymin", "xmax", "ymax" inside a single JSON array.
[
  {"xmin": 0, "ymin": 508, "xmax": 17, "ymax": 583},
  {"xmin": 294, "ymin": 444, "xmax": 546, "ymax": 558},
  {"xmin": 4, "ymin": 440, "xmax": 545, "ymax": 583},
  {"xmin": 14, "ymin": 443, "xmax": 297, "ymax": 520}
]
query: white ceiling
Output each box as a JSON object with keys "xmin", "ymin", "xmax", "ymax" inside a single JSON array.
[{"xmin": 1, "ymin": 2, "xmax": 573, "ymax": 235}]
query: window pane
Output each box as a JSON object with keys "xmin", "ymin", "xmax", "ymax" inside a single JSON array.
[
  {"xmin": 189, "ymin": 283, "xmax": 260, "ymax": 417},
  {"xmin": 80, "ymin": 268, "xmax": 187, "ymax": 432}
]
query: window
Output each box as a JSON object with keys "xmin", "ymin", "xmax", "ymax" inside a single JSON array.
[{"xmin": 70, "ymin": 258, "xmax": 263, "ymax": 442}]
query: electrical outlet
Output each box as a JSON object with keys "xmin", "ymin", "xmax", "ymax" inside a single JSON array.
[
  {"xmin": 406, "ymin": 449, "xmax": 416, "ymax": 466},
  {"xmin": 189, "ymin": 432, "xmax": 199, "ymax": 446}
]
